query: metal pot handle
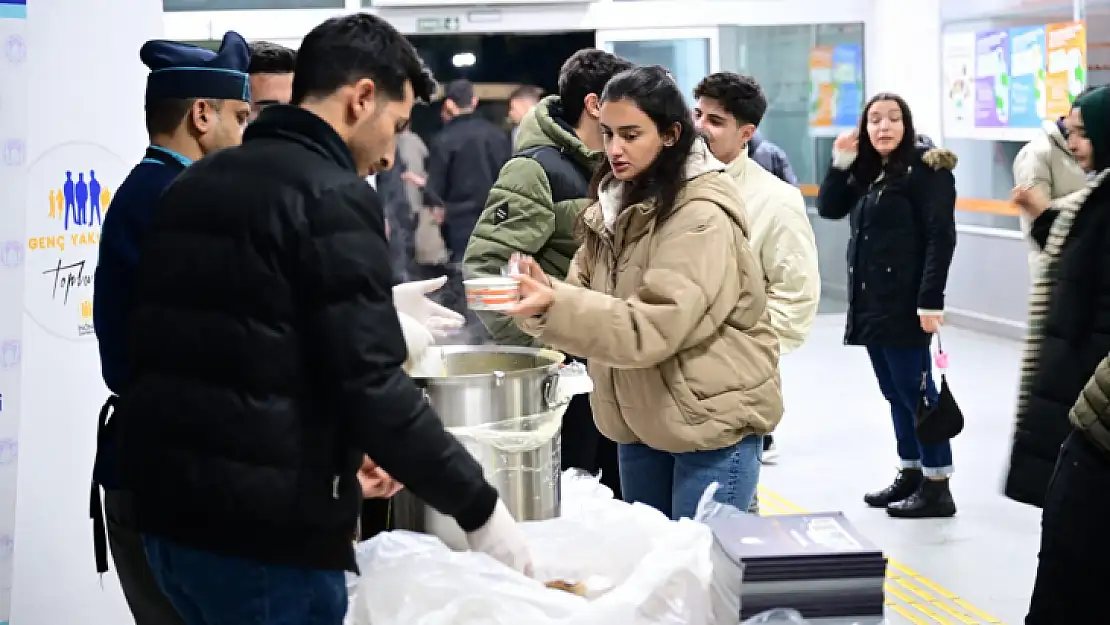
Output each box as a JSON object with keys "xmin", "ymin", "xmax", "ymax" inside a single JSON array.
[
  {"xmin": 543, "ymin": 374, "xmax": 566, "ymax": 409},
  {"xmin": 544, "ymin": 360, "xmax": 591, "ymax": 409}
]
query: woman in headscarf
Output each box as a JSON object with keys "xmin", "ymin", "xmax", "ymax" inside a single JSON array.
[{"xmin": 1007, "ymin": 86, "xmax": 1110, "ymax": 624}]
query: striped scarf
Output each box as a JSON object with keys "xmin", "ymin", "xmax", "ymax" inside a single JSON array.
[{"xmin": 1016, "ymin": 169, "xmax": 1110, "ymax": 419}]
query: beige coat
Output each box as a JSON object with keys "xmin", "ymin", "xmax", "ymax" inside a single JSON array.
[
  {"xmin": 1013, "ymin": 120, "xmax": 1087, "ymax": 275},
  {"xmin": 519, "ymin": 142, "xmax": 783, "ymax": 453},
  {"xmin": 725, "ymin": 150, "xmax": 820, "ymax": 354}
]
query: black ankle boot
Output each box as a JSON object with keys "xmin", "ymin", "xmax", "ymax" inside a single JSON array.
[
  {"xmin": 863, "ymin": 468, "xmax": 923, "ymax": 508},
  {"xmin": 887, "ymin": 478, "xmax": 957, "ymax": 519}
]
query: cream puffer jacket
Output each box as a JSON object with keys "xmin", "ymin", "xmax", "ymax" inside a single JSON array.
[
  {"xmin": 1013, "ymin": 119, "xmax": 1088, "ymax": 275},
  {"xmin": 518, "ymin": 141, "xmax": 783, "ymax": 453},
  {"xmin": 725, "ymin": 149, "xmax": 820, "ymax": 354}
]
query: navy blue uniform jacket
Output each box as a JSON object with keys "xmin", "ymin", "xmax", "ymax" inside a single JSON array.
[{"xmin": 93, "ymin": 146, "xmax": 190, "ymax": 489}]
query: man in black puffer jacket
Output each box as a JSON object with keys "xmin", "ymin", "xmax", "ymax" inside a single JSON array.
[{"xmin": 116, "ymin": 14, "xmax": 530, "ymax": 623}]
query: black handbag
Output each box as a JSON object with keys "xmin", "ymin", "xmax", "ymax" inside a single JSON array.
[{"xmin": 915, "ymin": 334, "xmax": 964, "ymax": 445}]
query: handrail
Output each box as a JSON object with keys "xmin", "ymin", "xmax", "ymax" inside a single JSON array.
[{"xmin": 796, "ymin": 184, "xmax": 1019, "ymax": 216}]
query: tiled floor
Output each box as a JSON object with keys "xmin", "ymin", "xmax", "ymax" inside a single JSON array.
[{"xmin": 762, "ymin": 302, "xmax": 1040, "ymax": 624}]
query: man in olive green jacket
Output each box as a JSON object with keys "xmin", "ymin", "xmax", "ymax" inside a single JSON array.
[
  {"xmin": 463, "ymin": 50, "xmax": 632, "ymax": 499},
  {"xmin": 463, "ymin": 49, "xmax": 632, "ymax": 346}
]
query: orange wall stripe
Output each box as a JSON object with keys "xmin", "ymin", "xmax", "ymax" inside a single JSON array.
[
  {"xmin": 796, "ymin": 184, "xmax": 1018, "ymax": 216},
  {"xmin": 954, "ymin": 198, "xmax": 1020, "ymax": 216}
]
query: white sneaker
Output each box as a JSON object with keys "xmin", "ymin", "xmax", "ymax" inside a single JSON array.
[{"xmin": 761, "ymin": 438, "xmax": 779, "ymax": 464}]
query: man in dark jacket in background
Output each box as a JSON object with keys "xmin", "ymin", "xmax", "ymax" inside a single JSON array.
[
  {"xmin": 749, "ymin": 129, "xmax": 798, "ymax": 185},
  {"xmin": 117, "ymin": 14, "xmax": 530, "ymax": 623},
  {"xmin": 427, "ymin": 78, "xmax": 512, "ymax": 261},
  {"xmin": 463, "ymin": 48, "xmax": 633, "ymax": 498},
  {"xmin": 246, "ymin": 40, "xmax": 296, "ymax": 121},
  {"xmin": 508, "ymin": 84, "xmax": 543, "ymax": 147},
  {"xmin": 91, "ymin": 32, "xmax": 253, "ymax": 625}
]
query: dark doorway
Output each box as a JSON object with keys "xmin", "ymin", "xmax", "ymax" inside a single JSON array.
[{"xmin": 407, "ymin": 31, "xmax": 596, "ymax": 144}]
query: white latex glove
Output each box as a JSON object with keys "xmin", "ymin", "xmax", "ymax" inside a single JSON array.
[
  {"xmin": 465, "ymin": 499, "xmax": 534, "ymax": 577},
  {"xmin": 393, "ymin": 277, "xmax": 464, "ymax": 338},
  {"xmin": 397, "ymin": 311, "xmax": 434, "ymax": 374}
]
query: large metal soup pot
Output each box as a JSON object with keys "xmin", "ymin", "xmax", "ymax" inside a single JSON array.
[{"xmin": 391, "ymin": 344, "xmax": 579, "ymax": 549}]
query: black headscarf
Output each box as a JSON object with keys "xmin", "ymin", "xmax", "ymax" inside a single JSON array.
[{"xmin": 1077, "ymin": 86, "xmax": 1110, "ymax": 172}]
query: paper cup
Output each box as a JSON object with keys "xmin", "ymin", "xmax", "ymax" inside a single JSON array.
[{"xmin": 464, "ymin": 277, "xmax": 520, "ymax": 311}]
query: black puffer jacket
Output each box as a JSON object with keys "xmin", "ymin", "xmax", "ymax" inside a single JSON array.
[
  {"xmin": 817, "ymin": 136, "xmax": 958, "ymax": 347},
  {"xmin": 426, "ymin": 113, "xmax": 512, "ymax": 254},
  {"xmin": 116, "ymin": 106, "xmax": 498, "ymax": 571},
  {"xmin": 1006, "ymin": 177, "xmax": 1110, "ymax": 507}
]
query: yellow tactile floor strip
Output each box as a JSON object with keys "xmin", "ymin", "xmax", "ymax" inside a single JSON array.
[{"xmin": 756, "ymin": 487, "xmax": 1006, "ymax": 625}]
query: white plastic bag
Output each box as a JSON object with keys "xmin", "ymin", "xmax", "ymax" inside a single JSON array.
[{"xmin": 348, "ymin": 470, "xmax": 713, "ymax": 625}]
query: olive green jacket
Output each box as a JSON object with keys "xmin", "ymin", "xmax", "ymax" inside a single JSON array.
[
  {"xmin": 462, "ymin": 95, "xmax": 602, "ymax": 346},
  {"xmin": 1072, "ymin": 357, "xmax": 1110, "ymax": 451}
]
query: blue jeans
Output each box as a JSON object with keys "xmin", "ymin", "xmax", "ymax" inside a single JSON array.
[
  {"xmin": 866, "ymin": 346, "xmax": 954, "ymax": 477},
  {"xmin": 143, "ymin": 536, "xmax": 347, "ymax": 625},
  {"xmin": 618, "ymin": 435, "xmax": 763, "ymax": 520}
]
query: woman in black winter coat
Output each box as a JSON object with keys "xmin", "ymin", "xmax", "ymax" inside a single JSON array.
[
  {"xmin": 817, "ymin": 92, "xmax": 958, "ymax": 519},
  {"xmin": 1006, "ymin": 86, "xmax": 1110, "ymax": 623}
]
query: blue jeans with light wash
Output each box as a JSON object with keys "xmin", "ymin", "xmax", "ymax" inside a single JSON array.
[
  {"xmin": 618, "ymin": 435, "xmax": 764, "ymax": 520},
  {"xmin": 143, "ymin": 536, "xmax": 347, "ymax": 625},
  {"xmin": 866, "ymin": 345, "xmax": 954, "ymax": 477}
]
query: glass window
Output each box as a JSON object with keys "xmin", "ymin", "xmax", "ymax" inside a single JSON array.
[
  {"xmin": 944, "ymin": 138, "xmax": 1022, "ymax": 229},
  {"xmin": 609, "ymin": 39, "xmax": 710, "ymax": 107},
  {"xmin": 721, "ymin": 23, "xmax": 865, "ymax": 195},
  {"xmin": 164, "ymin": 0, "xmax": 342, "ymax": 10},
  {"xmin": 724, "ymin": 25, "xmax": 815, "ymax": 185}
]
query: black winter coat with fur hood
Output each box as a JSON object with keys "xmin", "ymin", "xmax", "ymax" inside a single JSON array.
[{"xmin": 816, "ymin": 136, "xmax": 959, "ymax": 348}]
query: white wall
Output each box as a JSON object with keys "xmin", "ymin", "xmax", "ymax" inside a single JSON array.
[
  {"xmin": 0, "ymin": 6, "xmax": 27, "ymax": 623},
  {"xmin": 865, "ymin": 0, "xmax": 943, "ymax": 138},
  {"xmin": 7, "ymin": 2, "xmax": 161, "ymax": 623}
]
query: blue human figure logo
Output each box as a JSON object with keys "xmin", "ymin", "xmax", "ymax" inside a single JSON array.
[
  {"xmin": 63, "ymin": 171, "xmax": 77, "ymax": 230},
  {"xmin": 0, "ymin": 439, "xmax": 16, "ymax": 466},
  {"xmin": 4, "ymin": 36, "xmax": 25, "ymax": 63},
  {"xmin": 0, "ymin": 241, "xmax": 21, "ymax": 269},
  {"xmin": 75, "ymin": 172, "xmax": 89, "ymax": 226},
  {"xmin": 3, "ymin": 140, "xmax": 23, "ymax": 166},
  {"xmin": 0, "ymin": 340, "xmax": 19, "ymax": 369},
  {"xmin": 88, "ymin": 170, "xmax": 102, "ymax": 227}
]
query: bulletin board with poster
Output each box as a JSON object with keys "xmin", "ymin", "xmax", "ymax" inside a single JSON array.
[
  {"xmin": 808, "ymin": 43, "xmax": 863, "ymax": 137},
  {"xmin": 941, "ymin": 19, "xmax": 1086, "ymax": 142}
]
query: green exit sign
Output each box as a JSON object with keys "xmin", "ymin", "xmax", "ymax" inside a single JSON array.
[{"xmin": 416, "ymin": 16, "xmax": 461, "ymax": 33}]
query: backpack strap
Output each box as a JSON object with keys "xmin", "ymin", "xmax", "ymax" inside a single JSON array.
[{"xmin": 513, "ymin": 145, "xmax": 591, "ymax": 205}]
